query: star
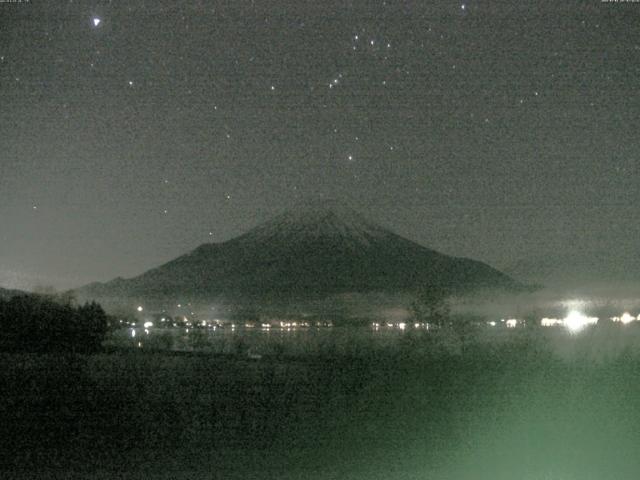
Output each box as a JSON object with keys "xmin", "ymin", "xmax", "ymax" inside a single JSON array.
[{"xmin": 93, "ymin": 18, "xmax": 101, "ymax": 27}]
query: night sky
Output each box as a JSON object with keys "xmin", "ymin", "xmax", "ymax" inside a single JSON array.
[{"xmin": 1, "ymin": 0, "xmax": 639, "ymax": 290}]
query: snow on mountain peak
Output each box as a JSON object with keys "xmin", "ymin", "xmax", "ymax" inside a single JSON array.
[{"xmin": 237, "ymin": 200, "xmax": 388, "ymax": 246}]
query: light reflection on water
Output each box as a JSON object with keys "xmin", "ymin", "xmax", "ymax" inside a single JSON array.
[{"xmin": 114, "ymin": 324, "xmax": 423, "ymax": 356}]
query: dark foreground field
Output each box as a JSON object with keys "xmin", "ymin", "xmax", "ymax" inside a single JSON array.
[{"xmin": 3, "ymin": 327, "xmax": 640, "ymax": 479}]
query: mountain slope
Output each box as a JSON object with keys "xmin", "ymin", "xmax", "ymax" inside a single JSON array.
[{"xmin": 79, "ymin": 201, "xmax": 521, "ymax": 301}]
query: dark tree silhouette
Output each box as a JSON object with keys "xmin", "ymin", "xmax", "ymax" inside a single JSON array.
[
  {"xmin": 0, "ymin": 294, "xmax": 108, "ymax": 353},
  {"xmin": 410, "ymin": 284, "xmax": 451, "ymax": 328}
]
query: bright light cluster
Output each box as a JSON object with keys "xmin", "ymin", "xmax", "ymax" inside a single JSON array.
[
  {"xmin": 541, "ymin": 317, "xmax": 563, "ymax": 327},
  {"xmin": 564, "ymin": 310, "xmax": 598, "ymax": 332},
  {"xmin": 371, "ymin": 322, "xmax": 429, "ymax": 330},
  {"xmin": 611, "ymin": 312, "xmax": 637, "ymax": 325}
]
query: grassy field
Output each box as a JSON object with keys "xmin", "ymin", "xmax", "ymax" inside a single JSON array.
[{"xmin": 3, "ymin": 325, "xmax": 640, "ymax": 479}]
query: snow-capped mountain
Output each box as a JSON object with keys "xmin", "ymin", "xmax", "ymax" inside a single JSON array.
[
  {"xmin": 79, "ymin": 201, "xmax": 521, "ymax": 302},
  {"xmin": 235, "ymin": 200, "xmax": 388, "ymax": 248}
]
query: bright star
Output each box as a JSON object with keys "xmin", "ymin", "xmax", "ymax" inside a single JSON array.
[{"xmin": 93, "ymin": 18, "xmax": 101, "ymax": 27}]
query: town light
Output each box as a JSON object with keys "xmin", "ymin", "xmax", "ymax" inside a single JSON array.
[
  {"xmin": 564, "ymin": 311, "xmax": 597, "ymax": 332},
  {"xmin": 620, "ymin": 312, "xmax": 635, "ymax": 324}
]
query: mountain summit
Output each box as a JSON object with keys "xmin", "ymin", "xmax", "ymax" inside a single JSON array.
[
  {"xmin": 79, "ymin": 202, "xmax": 520, "ymax": 302},
  {"xmin": 235, "ymin": 200, "xmax": 388, "ymax": 249}
]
